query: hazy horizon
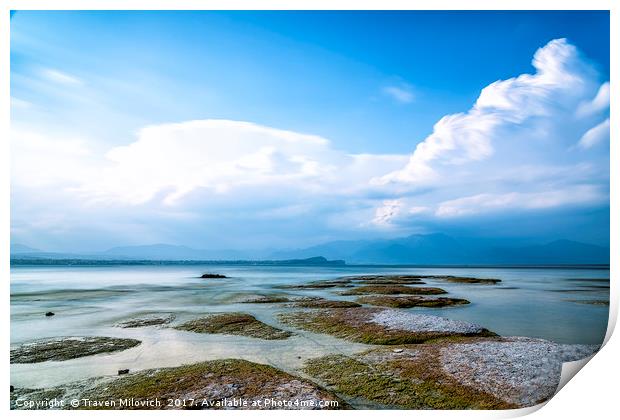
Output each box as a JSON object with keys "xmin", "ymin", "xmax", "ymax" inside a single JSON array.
[{"xmin": 9, "ymin": 233, "xmax": 611, "ymax": 256}]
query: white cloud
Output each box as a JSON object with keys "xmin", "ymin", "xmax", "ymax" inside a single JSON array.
[
  {"xmin": 383, "ymin": 84, "xmax": 414, "ymax": 104},
  {"xmin": 578, "ymin": 118, "xmax": 610, "ymax": 149},
  {"xmin": 577, "ymin": 82, "xmax": 610, "ymax": 117},
  {"xmin": 10, "ymin": 38, "xmax": 609, "ymax": 248},
  {"xmin": 371, "ymin": 199, "xmax": 430, "ymax": 228},
  {"xmin": 374, "ymin": 39, "xmax": 608, "ymax": 187},
  {"xmin": 11, "ymin": 128, "xmax": 96, "ymax": 188},
  {"xmin": 22, "ymin": 119, "xmax": 405, "ymax": 206},
  {"xmin": 372, "ymin": 199, "xmax": 405, "ymax": 226},
  {"xmin": 436, "ymin": 186, "xmax": 606, "ymax": 218}
]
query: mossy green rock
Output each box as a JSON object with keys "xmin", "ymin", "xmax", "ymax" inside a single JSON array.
[
  {"xmin": 339, "ymin": 275, "xmax": 426, "ymax": 285},
  {"xmin": 303, "ymin": 344, "xmax": 513, "ymax": 409},
  {"xmin": 10, "ymin": 337, "xmax": 141, "ymax": 364},
  {"xmin": 276, "ymin": 280, "xmax": 352, "ymax": 289},
  {"xmin": 175, "ymin": 313, "xmax": 292, "ymax": 340},
  {"xmin": 340, "ymin": 285, "xmax": 447, "ymax": 296},
  {"xmin": 289, "ymin": 299, "xmax": 361, "ymax": 308},
  {"xmin": 116, "ymin": 314, "xmax": 175, "ymax": 328},
  {"xmin": 238, "ymin": 295, "xmax": 292, "ymax": 303},
  {"xmin": 429, "ymin": 276, "xmax": 501, "ymax": 285},
  {"xmin": 81, "ymin": 359, "xmax": 348, "ymax": 410},
  {"xmin": 278, "ymin": 308, "xmax": 494, "ymax": 345},
  {"xmin": 357, "ymin": 295, "xmax": 470, "ymax": 308}
]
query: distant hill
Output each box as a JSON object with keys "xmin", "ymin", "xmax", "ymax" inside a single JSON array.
[
  {"xmin": 270, "ymin": 234, "xmax": 609, "ymax": 265},
  {"xmin": 11, "ymin": 234, "xmax": 609, "ymax": 265},
  {"xmin": 10, "ymin": 255, "xmax": 345, "ymax": 266}
]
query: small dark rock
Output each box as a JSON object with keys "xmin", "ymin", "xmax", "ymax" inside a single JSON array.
[
  {"xmin": 45, "ymin": 312, "xmax": 55, "ymax": 317},
  {"xmin": 10, "ymin": 385, "xmax": 14, "ymax": 392},
  {"xmin": 200, "ymin": 273, "xmax": 228, "ymax": 279},
  {"xmin": 118, "ymin": 369, "xmax": 130, "ymax": 375}
]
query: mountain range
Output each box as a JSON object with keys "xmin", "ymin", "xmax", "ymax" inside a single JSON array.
[{"xmin": 10, "ymin": 233, "xmax": 609, "ymax": 265}]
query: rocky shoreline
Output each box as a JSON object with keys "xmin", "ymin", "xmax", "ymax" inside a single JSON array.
[{"xmin": 10, "ymin": 273, "xmax": 602, "ymax": 410}]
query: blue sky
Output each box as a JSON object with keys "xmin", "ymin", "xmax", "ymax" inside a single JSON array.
[{"xmin": 10, "ymin": 11, "xmax": 610, "ymax": 252}]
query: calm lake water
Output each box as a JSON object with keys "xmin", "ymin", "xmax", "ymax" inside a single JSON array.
[{"xmin": 10, "ymin": 264, "xmax": 610, "ymax": 389}]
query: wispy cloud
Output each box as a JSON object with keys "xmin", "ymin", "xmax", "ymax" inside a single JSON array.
[
  {"xmin": 10, "ymin": 97, "xmax": 32, "ymax": 109},
  {"xmin": 382, "ymin": 83, "xmax": 414, "ymax": 104},
  {"xmin": 436, "ymin": 186, "xmax": 606, "ymax": 218},
  {"xmin": 578, "ymin": 118, "xmax": 610, "ymax": 149},
  {"xmin": 40, "ymin": 68, "xmax": 84, "ymax": 86}
]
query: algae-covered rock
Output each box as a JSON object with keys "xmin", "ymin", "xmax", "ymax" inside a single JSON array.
[
  {"xmin": 10, "ymin": 337, "xmax": 141, "ymax": 364},
  {"xmin": 237, "ymin": 295, "xmax": 293, "ymax": 304},
  {"xmin": 303, "ymin": 337, "xmax": 597, "ymax": 409},
  {"xmin": 276, "ymin": 280, "xmax": 352, "ymax": 290},
  {"xmin": 279, "ymin": 308, "xmax": 494, "ymax": 345},
  {"xmin": 340, "ymin": 285, "xmax": 447, "ymax": 296},
  {"xmin": 339, "ymin": 275, "xmax": 426, "ymax": 285},
  {"xmin": 303, "ymin": 348, "xmax": 511, "ymax": 409},
  {"xmin": 428, "ymin": 276, "xmax": 501, "ymax": 285},
  {"xmin": 288, "ymin": 299, "xmax": 361, "ymax": 309},
  {"xmin": 80, "ymin": 359, "xmax": 347, "ymax": 410},
  {"xmin": 116, "ymin": 314, "xmax": 175, "ymax": 328},
  {"xmin": 175, "ymin": 313, "xmax": 292, "ymax": 340},
  {"xmin": 357, "ymin": 295, "xmax": 470, "ymax": 308}
]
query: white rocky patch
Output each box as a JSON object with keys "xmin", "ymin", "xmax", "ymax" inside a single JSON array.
[
  {"xmin": 370, "ymin": 309, "xmax": 486, "ymax": 334},
  {"xmin": 440, "ymin": 337, "xmax": 599, "ymax": 406}
]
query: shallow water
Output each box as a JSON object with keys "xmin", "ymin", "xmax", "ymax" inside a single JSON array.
[{"xmin": 10, "ymin": 264, "xmax": 609, "ymax": 389}]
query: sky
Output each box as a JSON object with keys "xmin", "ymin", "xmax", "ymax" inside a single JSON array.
[{"xmin": 10, "ymin": 11, "xmax": 610, "ymax": 252}]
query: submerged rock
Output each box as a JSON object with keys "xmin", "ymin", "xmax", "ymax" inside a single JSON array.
[
  {"xmin": 236, "ymin": 294, "xmax": 293, "ymax": 304},
  {"xmin": 303, "ymin": 337, "xmax": 598, "ymax": 409},
  {"xmin": 427, "ymin": 276, "xmax": 501, "ymax": 285},
  {"xmin": 45, "ymin": 312, "xmax": 55, "ymax": 317},
  {"xmin": 279, "ymin": 308, "xmax": 494, "ymax": 345},
  {"xmin": 340, "ymin": 285, "xmax": 447, "ymax": 296},
  {"xmin": 10, "ymin": 337, "xmax": 141, "ymax": 364},
  {"xmin": 80, "ymin": 359, "xmax": 347, "ymax": 410},
  {"xmin": 339, "ymin": 275, "xmax": 426, "ymax": 285},
  {"xmin": 357, "ymin": 295, "xmax": 470, "ymax": 308},
  {"xmin": 276, "ymin": 281, "xmax": 352, "ymax": 290},
  {"xmin": 175, "ymin": 313, "xmax": 292, "ymax": 340},
  {"xmin": 360, "ymin": 279, "xmax": 426, "ymax": 285},
  {"xmin": 116, "ymin": 314, "xmax": 176, "ymax": 328},
  {"xmin": 288, "ymin": 299, "xmax": 361, "ymax": 309},
  {"xmin": 564, "ymin": 299, "xmax": 609, "ymax": 306}
]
